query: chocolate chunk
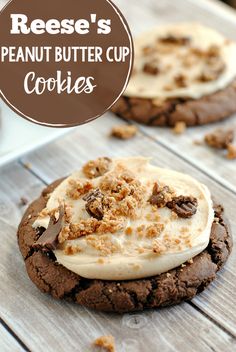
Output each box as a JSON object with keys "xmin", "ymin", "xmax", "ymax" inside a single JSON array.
[
  {"xmin": 143, "ymin": 61, "xmax": 159, "ymax": 75},
  {"xmin": 159, "ymin": 35, "xmax": 190, "ymax": 46},
  {"xmin": 19, "ymin": 197, "xmax": 28, "ymax": 206},
  {"xmin": 204, "ymin": 128, "xmax": 234, "ymax": 149},
  {"xmin": 149, "ymin": 183, "xmax": 172, "ymax": 208},
  {"xmin": 167, "ymin": 196, "xmax": 198, "ymax": 218},
  {"xmin": 83, "ymin": 189, "xmax": 104, "ymax": 220},
  {"xmin": 33, "ymin": 206, "xmax": 64, "ymax": 251},
  {"xmin": 174, "ymin": 74, "xmax": 187, "ymax": 88}
]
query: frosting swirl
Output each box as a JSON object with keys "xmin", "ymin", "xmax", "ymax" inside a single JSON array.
[
  {"xmin": 124, "ymin": 23, "xmax": 236, "ymax": 100},
  {"xmin": 33, "ymin": 157, "xmax": 214, "ymax": 280}
]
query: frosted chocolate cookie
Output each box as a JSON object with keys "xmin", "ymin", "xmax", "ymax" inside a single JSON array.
[
  {"xmin": 17, "ymin": 157, "xmax": 232, "ymax": 312},
  {"xmin": 112, "ymin": 23, "xmax": 236, "ymax": 126}
]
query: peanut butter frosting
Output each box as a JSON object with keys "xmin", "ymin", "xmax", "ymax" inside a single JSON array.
[
  {"xmin": 33, "ymin": 157, "xmax": 214, "ymax": 280},
  {"xmin": 125, "ymin": 22, "xmax": 236, "ymax": 101}
]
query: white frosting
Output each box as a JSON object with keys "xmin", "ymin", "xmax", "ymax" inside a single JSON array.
[
  {"xmin": 125, "ymin": 23, "xmax": 236, "ymax": 100},
  {"xmin": 33, "ymin": 157, "xmax": 214, "ymax": 280}
]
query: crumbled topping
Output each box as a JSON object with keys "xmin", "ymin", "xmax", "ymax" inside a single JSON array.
[
  {"xmin": 152, "ymin": 239, "xmax": 167, "ymax": 254},
  {"xmin": 205, "ymin": 128, "xmax": 234, "ymax": 149},
  {"xmin": 198, "ymin": 60, "xmax": 225, "ymax": 82},
  {"xmin": 143, "ymin": 60, "xmax": 159, "ymax": 75},
  {"xmin": 86, "ymin": 235, "xmax": 120, "ymax": 256},
  {"xmin": 142, "ymin": 45, "xmax": 156, "ymax": 56},
  {"xmin": 146, "ymin": 223, "xmax": 165, "ymax": 238},
  {"xmin": 172, "ymin": 121, "xmax": 186, "ymax": 135},
  {"xmin": 66, "ymin": 179, "xmax": 93, "ymax": 200},
  {"xmin": 93, "ymin": 335, "xmax": 115, "ymax": 352},
  {"xmin": 111, "ymin": 124, "xmax": 138, "ymax": 140},
  {"xmin": 125, "ymin": 227, "xmax": 133, "ymax": 236},
  {"xmin": 68, "ymin": 219, "xmax": 99, "ymax": 239},
  {"xmin": 149, "ymin": 183, "xmax": 174, "ymax": 208},
  {"xmin": 158, "ymin": 34, "xmax": 190, "ymax": 46},
  {"xmin": 226, "ymin": 144, "xmax": 236, "ymax": 159},
  {"xmin": 58, "ymin": 225, "xmax": 70, "ymax": 243},
  {"xmin": 64, "ymin": 244, "xmax": 82, "ymax": 255},
  {"xmin": 82, "ymin": 157, "xmax": 112, "ymax": 179}
]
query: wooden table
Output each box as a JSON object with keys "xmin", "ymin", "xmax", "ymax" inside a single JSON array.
[{"xmin": 0, "ymin": 0, "xmax": 236, "ymax": 351}]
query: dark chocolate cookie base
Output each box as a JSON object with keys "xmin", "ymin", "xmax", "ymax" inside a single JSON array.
[
  {"xmin": 17, "ymin": 181, "xmax": 233, "ymax": 313},
  {"xmin": 111, "ymin": 80, "xmax": 236, "ymax": 127}
]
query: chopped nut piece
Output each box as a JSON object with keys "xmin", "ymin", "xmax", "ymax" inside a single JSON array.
[
  {"xmin": 66, "ymin": 180, "xmax": 93, "ymax": 200},
  {"xmin": 125, "ymin": 227, "xmax": 133, "ymax": 236},
  {"xmin": 172, "ymin": 121, "xmax": 186, "ymax": 135},
  {"xmin": 167, "ymin": 196, "xmax": 198, "ymax": 218},
  {"xmin": 83, "ymin": 189, "xmax": 104, "ymax": 220},
  {"xmin": 205, "ymin": 128, "xmax": 234, "ymax": 149},
  {"xmin": 198, "ymin": 60, "xmax": 225, "ymax": 82},
  {"xmin": 83, "ymin": 157, "xmax": 112, "ymax": 179},
  {"xmin": 146, "ymin": 223, "xmax": 165, "ymax": 238},
  {"xmin": 149, "ymin": 183, "xmax": 173, "ymax": 208},
  {"xmin": 111, "ymin": 125, "xmax": 138, "ymax": 140},
  {"xmin": 152, "ymin": 239, "xmax": 167, "ymax": 254},
  {"xmin": 226, "ymin": 144, "xmax": 236, "ymax": 160},
  {"xmin": 64, "ymin": 244, "xmax": 82, "ymax": 255},
  {"xmin": 93, "ymin": 335, "xmax": 115, "ymax": 352},
  {"xmin": 143, "ymin": 61, "xmax": 159, "ymax": 75},
  {"xmin": 142, "ymin": 45, "xmax": 155, "ymax": 56},
  {"xmin": 159, "ymin": 35, "xmax": 190, "ymax": 46}
]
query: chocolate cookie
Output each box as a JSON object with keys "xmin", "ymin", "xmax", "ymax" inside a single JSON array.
[
  {"xmin": 17, "ymin": 180, "xmax": 232, "ymax": 313},
  {"xmin": 112, "ymin": 23, "xmax": 236, "ymax": 127},
  {"xmin": 112, "ymin": 80, "xmax": 236, "ymax": 127}
]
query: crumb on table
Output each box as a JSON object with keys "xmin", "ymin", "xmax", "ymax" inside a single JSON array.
[
  {"xmin": 111, "ymin": 124, "xmax": 138, "ymax": 140},
  {"xmin": 204, "ymin": 128, "xmax": 234, "ymax": 149},
  {"xmin": 226, "ymin": 144, "xmax": 236, "ymax": 160},
  {"xmin": 93, "ymin": 335, "xmax": 115, "ymax": 352},
  {"xmin": 172, "ymin": 121, "xmax": 186, "ymax": 135}
]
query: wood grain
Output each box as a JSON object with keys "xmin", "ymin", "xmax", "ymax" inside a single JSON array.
[{"xmin": 0, "ymin": 324, "xmax": 24, "ymax": 352}]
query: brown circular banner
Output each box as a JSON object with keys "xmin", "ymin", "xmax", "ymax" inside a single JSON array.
[{"xmin": 0, "ymin": 0, "xmax": 133, "ymax": 127}]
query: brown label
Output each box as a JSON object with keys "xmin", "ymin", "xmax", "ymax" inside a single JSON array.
[{"xmin": 0, "ymin": 0, "xmax": 133, "ymax": 127}]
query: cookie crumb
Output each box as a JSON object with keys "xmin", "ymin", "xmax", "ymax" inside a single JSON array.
[
  {"xmin": 24, "ymin": 162, "xmax": 32, "ymax": 170},
  {"xmin": 93, "ymin": 335, "xmax": 115, "ymax": 352},
  {"xmin": 111, "ymin": 125, "xmax": 138, "ymax": 140},
  {"xmin": 172, "ymin": 121, "xmax": 186, "ymax": 135},
  {"xmin": 226, "ymin": 144, "xmax": 236, "ymax": 160},
  {"xmin": 205, "ymin": 128, "xmax": 234, "ymax": 149},
  {"xmin": 193, "ymin": 140, "xmax": 203, "ymax": 146},
  {"xmin": 187, "ymin": 258, "xmax": 193, "ymax": 264},
  {"xmin": 19, "ymin": 197, "xmax": 28, "ymax": 206}
]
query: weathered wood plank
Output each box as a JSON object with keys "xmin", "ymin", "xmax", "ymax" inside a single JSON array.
[
  {"xmin": 0, "ymin": 158, "xmax": 233, "ymax": 351},
  {"xmin": 0, "ymin": 324, "xmax": 24, "ymax": 352},
  {"xmin": 114, "ymin": 0, "xmax": 236, "ymax": 192},
  {"xmin": 21, "ymin": 113, "xmax": 236, "ymax": 336}
]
